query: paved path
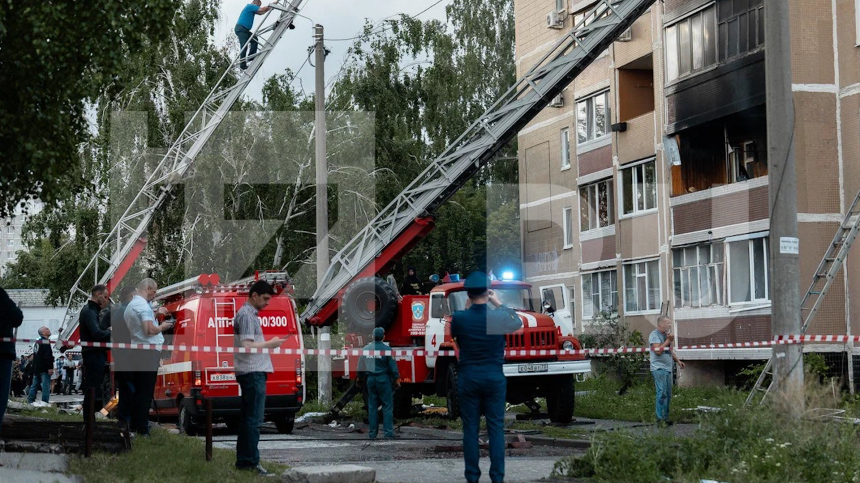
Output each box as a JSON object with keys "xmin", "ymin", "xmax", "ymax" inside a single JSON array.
[{"xmin": 369, "ymin": 456, "xmax": 561, "ymax": 483}]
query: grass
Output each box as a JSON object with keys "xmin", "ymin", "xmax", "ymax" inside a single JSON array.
[
  {"xmin": 574, "ymin": 375, "xmax": 747, "ymax": 423},
  {"xmin": 7, "ymin": 397, "xmax": 84, "ymax": 422},
  {"xmin": 69, "ymin": 429, "xmax": 288, "ymax": 482}
]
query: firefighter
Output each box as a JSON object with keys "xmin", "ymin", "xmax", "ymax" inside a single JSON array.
[
  {"xmin": 357, "ymin": 327, "xmax": 400, "ymax": 439},
  {"xmin": 399, "ymin": 266, "xmax": 424, "ymax": 295},
  {"xmin": 451, "ymin": 271, "xmax": 522, "ymax": 483}
]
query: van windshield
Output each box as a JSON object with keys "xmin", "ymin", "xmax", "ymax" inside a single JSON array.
[{"xmin": 448, "ymin": 288, "xmax": 533, "ymax": 312}]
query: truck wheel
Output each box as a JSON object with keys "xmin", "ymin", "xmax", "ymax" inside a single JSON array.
[
  {"xmin": 342, "ymin": 277, "xmax": 398, "ymax": 333},
  {"xmin": 393, "ymin": 386, "xmax": 412, "ymax": 419},
  {"xmin": 179, "ymin": 398, "xmax": 199, "ymax": 436},
  {"xmin": 546, "ymin": 374, "xmax": 575, "ymax": 424},
  {"xmin": 446, "ymin": 364, "xmax": 460, "ymax": 420},
  {"xmin": 275, "ymin": 415, "xmax": 295, "ymax": 434}
]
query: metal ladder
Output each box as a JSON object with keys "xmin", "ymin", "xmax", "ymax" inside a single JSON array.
[
  {"xmin": 214, "ymin": 298, "xmax": 238, "ymax": 368},
  {"xmin": 745, "ymin": 188, "xmax": 860, "ymax": 406},
  {"xmin": 57, "ymin": 0, "xmax": 305, "ymax": 342},
  {"xmin": 300, "ymin": 0, "xmax": 658, "ymax": 325}
]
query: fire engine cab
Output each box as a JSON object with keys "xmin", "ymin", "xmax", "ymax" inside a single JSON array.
[
  {"xmin": 152, "ymin": 272, "xmax": 304, "ymax": 435},
  {"xmin": 333, "ymin": 274, "xmax": 590, "ymax": 423}
]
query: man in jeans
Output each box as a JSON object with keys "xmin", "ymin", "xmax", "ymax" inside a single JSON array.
[
  {"xmin": 649, "ymin": 315, "xmax": 685, "ymax": 426},
  {"xmin": 28, "ymin": 327, "xmax": 54, "ymax": 405},
  {"xmin": 233, "ymin": 280, "xmax": 285, "ymax": 475},
  {"xmin": 235, "ymin": 1, "xmax": 273, "ymax": 70}
]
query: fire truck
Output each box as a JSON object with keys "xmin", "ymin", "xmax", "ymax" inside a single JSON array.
[
  {"xmin": 151, "ymin": 272, "xmax": 304, "ymax": 435},
  {"xmin": 333, "ymin": 275, "xmax": 589, "ymax": 423}
]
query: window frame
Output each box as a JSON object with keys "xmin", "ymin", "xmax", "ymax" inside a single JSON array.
[
  {"xmin": 664, "ymin": 3, "xmax": 718, "ymax": 84},
  {"xmin": 575, "ymin": 90, "xmax": 610, "ymax": 145},
  {"xmin": 563, "ymin": 206, "xmax": 574, "ymax": 249},
  {"xmin": 619, "ymin": 158, "xmax": 658, "ymax": 217},
  {"xmin": 726, "ymin": 235, "xmax": 770, "ymax": 305},
  {"xmin": 673, "ymin": 242, "xmax": 725, "ymax": 309},
  {"xmin": 579, "ymin": 179, "xmax": 614, "ymax": 232},
  {"xmin": 623, "ymin": 259, "xmax": 662, "ymax": 315},
  {"xmin": 560, "ymin": 127, "xmax": 571, "ymax": 170},
  {"xmin": 581, "ymin": 269, "xmax": 618, "ymax": 320}
]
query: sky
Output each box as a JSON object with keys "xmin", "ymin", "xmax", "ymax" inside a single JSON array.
[{"xmin": 216, "ymin": 0, "xmax": 452, "ymax": 101}]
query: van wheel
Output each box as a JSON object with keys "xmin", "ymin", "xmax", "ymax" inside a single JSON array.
[
  {"xmin": 546, "ymin": 374, "xmax": 575, "ymax": 424},
  {"xmin": 342, "ymin": 277, "xmax": 398, "ymax": 333},
  {"xmin": 275, "ymin": 415, "xmax": 295, "ymax": 434},
  {"xmin": 179, "ymin": 399, "xmax": 199, "ymax": 436},
  {"xmin": 445, "ymin": 363, "xmax": 460, "ymax": 420}
]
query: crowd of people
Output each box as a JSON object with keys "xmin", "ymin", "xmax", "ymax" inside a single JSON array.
[{"xmin": 9, "ymin": 352, "xmax": 83, "ymax": 400}]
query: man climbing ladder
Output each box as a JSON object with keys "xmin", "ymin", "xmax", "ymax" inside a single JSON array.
[{"xmin": 235, "ymin": 0, "xmax": 295, "ymax": 70}]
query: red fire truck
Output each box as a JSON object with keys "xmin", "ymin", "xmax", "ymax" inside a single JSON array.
[
  {"xmin": 333, "ymin": 275, "xmax": 590, "ymax": 423},
  {"xmin": 151, "ymin": 272, "xmax": 304, "ymax": 435}
]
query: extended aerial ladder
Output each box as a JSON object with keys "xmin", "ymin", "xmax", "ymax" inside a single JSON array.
[
  {"xmin": 745, "ymin": 188, "xmax": 860, "ymax": 406},
  {"xmin": 57, "ymin": 0, "xmax": 306, "ymax": 344},
  {"xmin": 301, "ymin": 0, "xmax": 658, "ymax": 327}
]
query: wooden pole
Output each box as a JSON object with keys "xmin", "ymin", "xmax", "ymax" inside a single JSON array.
[
  {"xmin": 85, "ymin": 386, "xmax": 95, "ymax": 458},
  {"xmin": 205, "ymin": 398, "xmax": 213, "ymax": 462}
]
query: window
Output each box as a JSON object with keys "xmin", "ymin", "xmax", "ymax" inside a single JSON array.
[
  {"xmin": 560, "ymin": 128, "xmax": 571, "ymax": 169},
  {"xmin": 582, "ymin": 270, "xmax": 618, "ymax": 318},
  {"xmin": 673, "ymin": 243, "xmax": 725, "ymax": 308},
  {"xmin": 728, "ymin": 236, "xmax": 769, "ymax": 303},
  {"xmin": 856, "ymin": 0, "xmax": 860, "ymax": 46},
  {"xmin": 6, "ymin": 240, "xmax": 12, "ymax": 248},
  {"xmin": 580, "ymin": 180, "xmax": 614, "ymax": 231},
  {"xmin": 624, "ymin": 260, "xmax": 661, "ymax": 313},
  {"xmin": 621, "ymin": 160, "xmax": 657, "ymax": 215},
  {"xmin": 556, "ymin": 0, "xmax": 566, "ymax": 12},
  {"xmin": 576, "ymin": 90, "xmax": 609, "ymax": 144},
  {"xmin": 6, "ymin": 253, "xmax": 11, "ymax": 260},
  {"xmin": 665, "ymin": 4, "xmax": 717, "ymax": 82},
  {"xmin": 717, "ymin": 0, "xmax": 764, "ymax": 62},
  {"xmin": 6, "ymin": 226, "xmax": 12, "ymax": 234},
  {"xmin": 727, "ymin": 140, "xmax": 765, "ymax": 183},
  {"xmin": 563, "ymin": 207, "xmax": 574, "ymax": 248}
]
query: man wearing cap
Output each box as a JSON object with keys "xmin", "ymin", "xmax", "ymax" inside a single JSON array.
[
  {"xmin": 357, "ymin": 327, "xmax": 400, "ymax": 439},
  {"xmin": 451, "ymin": 271, "xmax": 523, "ymax": 483}
]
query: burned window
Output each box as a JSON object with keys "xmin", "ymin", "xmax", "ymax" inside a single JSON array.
[
  {"xmin": 673, "ymin": 242, "xmax": 725, "ymax": 308},
  {"xmin": 621, "ymin": 160, "xmax": 657, "ymax": 215},
  {"xmin": 582, "ymin": 270, "xmax": 617, "ymax": 319},
  {"xmin": 665, "ymin": 4, "xmax": 717, "ymax": 82},
  {"xmin": 718, "ymin": 0, "xmax": 764, "ymax": 62},
  {"xmin": 579, "ymin": 179, "xmax": 614, "ymax": 232},
  {"xmin": 576, "ymin": 90, "xmax": 609, "ymax": 144},
  {"xmin": 728, "ymin": 235, "xmax": 769, "ymax": 304}
]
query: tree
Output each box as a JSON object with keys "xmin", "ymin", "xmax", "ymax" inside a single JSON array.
[{"xmin": 0, "ymin": 0, "xmax": 177, "ymax": 218}]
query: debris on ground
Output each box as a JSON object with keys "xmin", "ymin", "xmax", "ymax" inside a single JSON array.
[{"xmin": 295, "ymin": 412, "xmax": 327, "ymax": 424}]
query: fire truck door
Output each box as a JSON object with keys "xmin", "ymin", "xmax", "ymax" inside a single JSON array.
[
  {"xmin": 424, "ymin": 293, "xmax": 447, "ymax": 368},
  {"xmin": 540, "ymin": 284, "xmax": 573, "ymax": 336}
]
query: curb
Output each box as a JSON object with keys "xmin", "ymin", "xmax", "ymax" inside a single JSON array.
[{"xmin": 281, "ymin": 464, "xmax": 375, "ymax": 483}]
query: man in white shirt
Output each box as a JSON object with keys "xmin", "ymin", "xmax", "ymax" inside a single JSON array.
[{"xmin": 124, "ymin": 278, "xmax": 173, "ymax": 436}]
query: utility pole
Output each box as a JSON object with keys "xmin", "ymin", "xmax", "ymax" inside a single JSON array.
[
  {"xmin": 314, "ymin": 24, "xmax": 331, "ymax": 406},
  {"xmin": 765, "ymin": 0, "xmax": 803, "ymax": 415}
]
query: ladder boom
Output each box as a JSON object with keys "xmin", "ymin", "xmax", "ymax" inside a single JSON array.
[
  {"xmin": 58, "ymin": 0, "xmax": 306, "ymax": 343},
  {"xmin": 301, "ymin": 0, "xmax": 657, "ymax": 326}
]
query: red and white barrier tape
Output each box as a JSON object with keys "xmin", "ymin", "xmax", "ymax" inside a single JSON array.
[{"xmin": 4, "ymin": 335, "xmax": 858, "ymax": 357}]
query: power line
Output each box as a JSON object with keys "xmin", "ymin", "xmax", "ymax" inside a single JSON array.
[{"xmin": 326, "ymin": 0, "xmax": 446, "ymax": 42}]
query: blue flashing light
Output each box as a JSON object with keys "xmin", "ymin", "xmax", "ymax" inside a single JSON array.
[
  {"xmin": 449, "ymin": 274, "xmax": 460, "ymax": 282},
  {"xmin": 501, "ymin": 271, "xmax": 515, "ymax": 281}
]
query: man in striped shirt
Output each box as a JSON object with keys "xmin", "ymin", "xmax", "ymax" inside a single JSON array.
[{"xmin": 233, "ymin": 280, "xmax": 285, "ymax": 475}]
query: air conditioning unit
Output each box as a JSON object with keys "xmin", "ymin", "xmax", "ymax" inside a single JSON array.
[
  {"xmin": 549, "ymin": 94, "xmax": 564, "ymax": 108},
  {"xmin": 546, "ymin": 10, "xmax": 565, "ymax": 29},
  {"xmin": 617, "ymin": 27, "xmax": 633, "ymax": 42}
]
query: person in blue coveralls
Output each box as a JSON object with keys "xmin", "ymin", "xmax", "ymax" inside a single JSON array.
[
  {"xmin": 450, "ymin": 272, "xmax": 523, "ymax": 483},
  {"xmin": 357, "ymin": 327, "xmax": 400, "ymax": 439}
]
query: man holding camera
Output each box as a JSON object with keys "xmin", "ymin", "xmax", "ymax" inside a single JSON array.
[{"xmin": 649, "ymin": 315, "xmax": 685, "ymax": 426}]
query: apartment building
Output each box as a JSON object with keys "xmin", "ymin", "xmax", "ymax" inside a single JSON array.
[
  {"xmin": 0, "ymin": 200, "xmax": 42, "ymax": 278},
  {"xmin": 515, "ymin": 0, "xmax": 860, "ymax": 385}
]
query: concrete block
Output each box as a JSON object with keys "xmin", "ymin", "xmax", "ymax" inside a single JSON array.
[
  {"xmin": 0, "ymin": 453, "xmax": 69, "ymax": 472},
  {"xmin": 0, "ymin": 467, "xmax": 81, "ymax": 483},
  {"xmin": 677, "ymin": 360, "xmax": 725, "ymax": 387},
  {"xmin": 281, "ymin": 464, "xmax": 375, "ymax": 483}
]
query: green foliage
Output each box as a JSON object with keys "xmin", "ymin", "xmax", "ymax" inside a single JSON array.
[
  {"xmin": 553, "ymin": 403, "xmax": 860, "ymax": 483},
  {"xmin": 580, "ymin": 311, "xmax": 647, "ymax": 388},
  {"xmin": 0, "ymin": 0, "xmax": 177, "ymax": 218}
]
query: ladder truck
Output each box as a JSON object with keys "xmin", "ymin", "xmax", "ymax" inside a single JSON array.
[{"xmin": 56, "ymin": 0, "xmax": 660, "ymax": 421}]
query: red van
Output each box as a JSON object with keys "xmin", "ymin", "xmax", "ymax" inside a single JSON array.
[{"xmin": 150, "ymin": 272, "xmax": 305, "ymax": 435}]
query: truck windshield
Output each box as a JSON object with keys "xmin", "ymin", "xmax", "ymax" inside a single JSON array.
[{"xmin": 447, "ymin": 288, "xmax": 533, "ymax": 312}]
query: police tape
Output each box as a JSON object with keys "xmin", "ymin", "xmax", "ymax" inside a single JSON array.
[{"xmin": 4, "ymin": 335, "xmax": 859, "ymax": 357}]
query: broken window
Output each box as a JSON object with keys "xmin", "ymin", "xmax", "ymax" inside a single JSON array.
[
  {"xmin": 728, "ymin": 235, "xmax": 769, "ymax": 304},
  {"xmin": 673, "ymin": 242, "xmax": 725, "ymax": 308},
  {"xmin": 665, "ymin": 4, "xmax": 717, "ymax": 82},
  {"xmin": 621, "ymin": 160, "xmax": 657, "ymax": 215},
  {"xmin": 563, "ymin": 207, "xmax": 574, "ymax": 248},
  {"xmin": 717, "ymin": 0, "xmax": 764, "ymax": 62},
  {"xmin": 576, "ymin": 90, "xmax": 609, "ymax": 144},
  {"xmin": 623, "ymin": 260, "xmax": 660, "ymax": 313},
  {"xmin": 617, "ymin": 56, "xmax": 655, "ymax": 122},
  {"xmin": 579, "ymin": 179, "xmax": 614, "ymax": 232},
  {"xmin": 582, "ymin": 269, "xmax": 617, "ymax": 319}
]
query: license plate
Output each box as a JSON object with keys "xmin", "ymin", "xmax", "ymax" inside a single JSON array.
[
  {"xmin": 518, "ymin": 363, "xmax": 548, "ymax": 373},
  {"xmin": 210, "ymin": 373, "xmax": 236, "ymax": 382}
]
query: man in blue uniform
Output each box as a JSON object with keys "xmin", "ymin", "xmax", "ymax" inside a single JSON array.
[
  {"xmin": 357, "ymin": 327, "xmax": 400, "ymax": 439},
  {"xmin": 451, "ymin": 272, "xmax": 523, "ymax": 483}
]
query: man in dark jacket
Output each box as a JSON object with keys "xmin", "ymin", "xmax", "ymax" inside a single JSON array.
[
  {"xmin": 27, "ymin": 326, "xmax": 54, "ymax": 405},
  {"xmin": 80, "ymin": 284, "xmax": 111, "ymax": 417},
  {"xmin": 399, "ymin": 267, "xmax": 425, "ymax": 296},
  {"xmin": 100, "ymin": 286, "xmax": 136, "ymax": 432},
  {"xmin": 0, "ymin": 286, "xmax": 24, "ymax": 433},
  {"xmin": 450, "ymin": 272, "xmax": 523, "ymax": 483}
]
